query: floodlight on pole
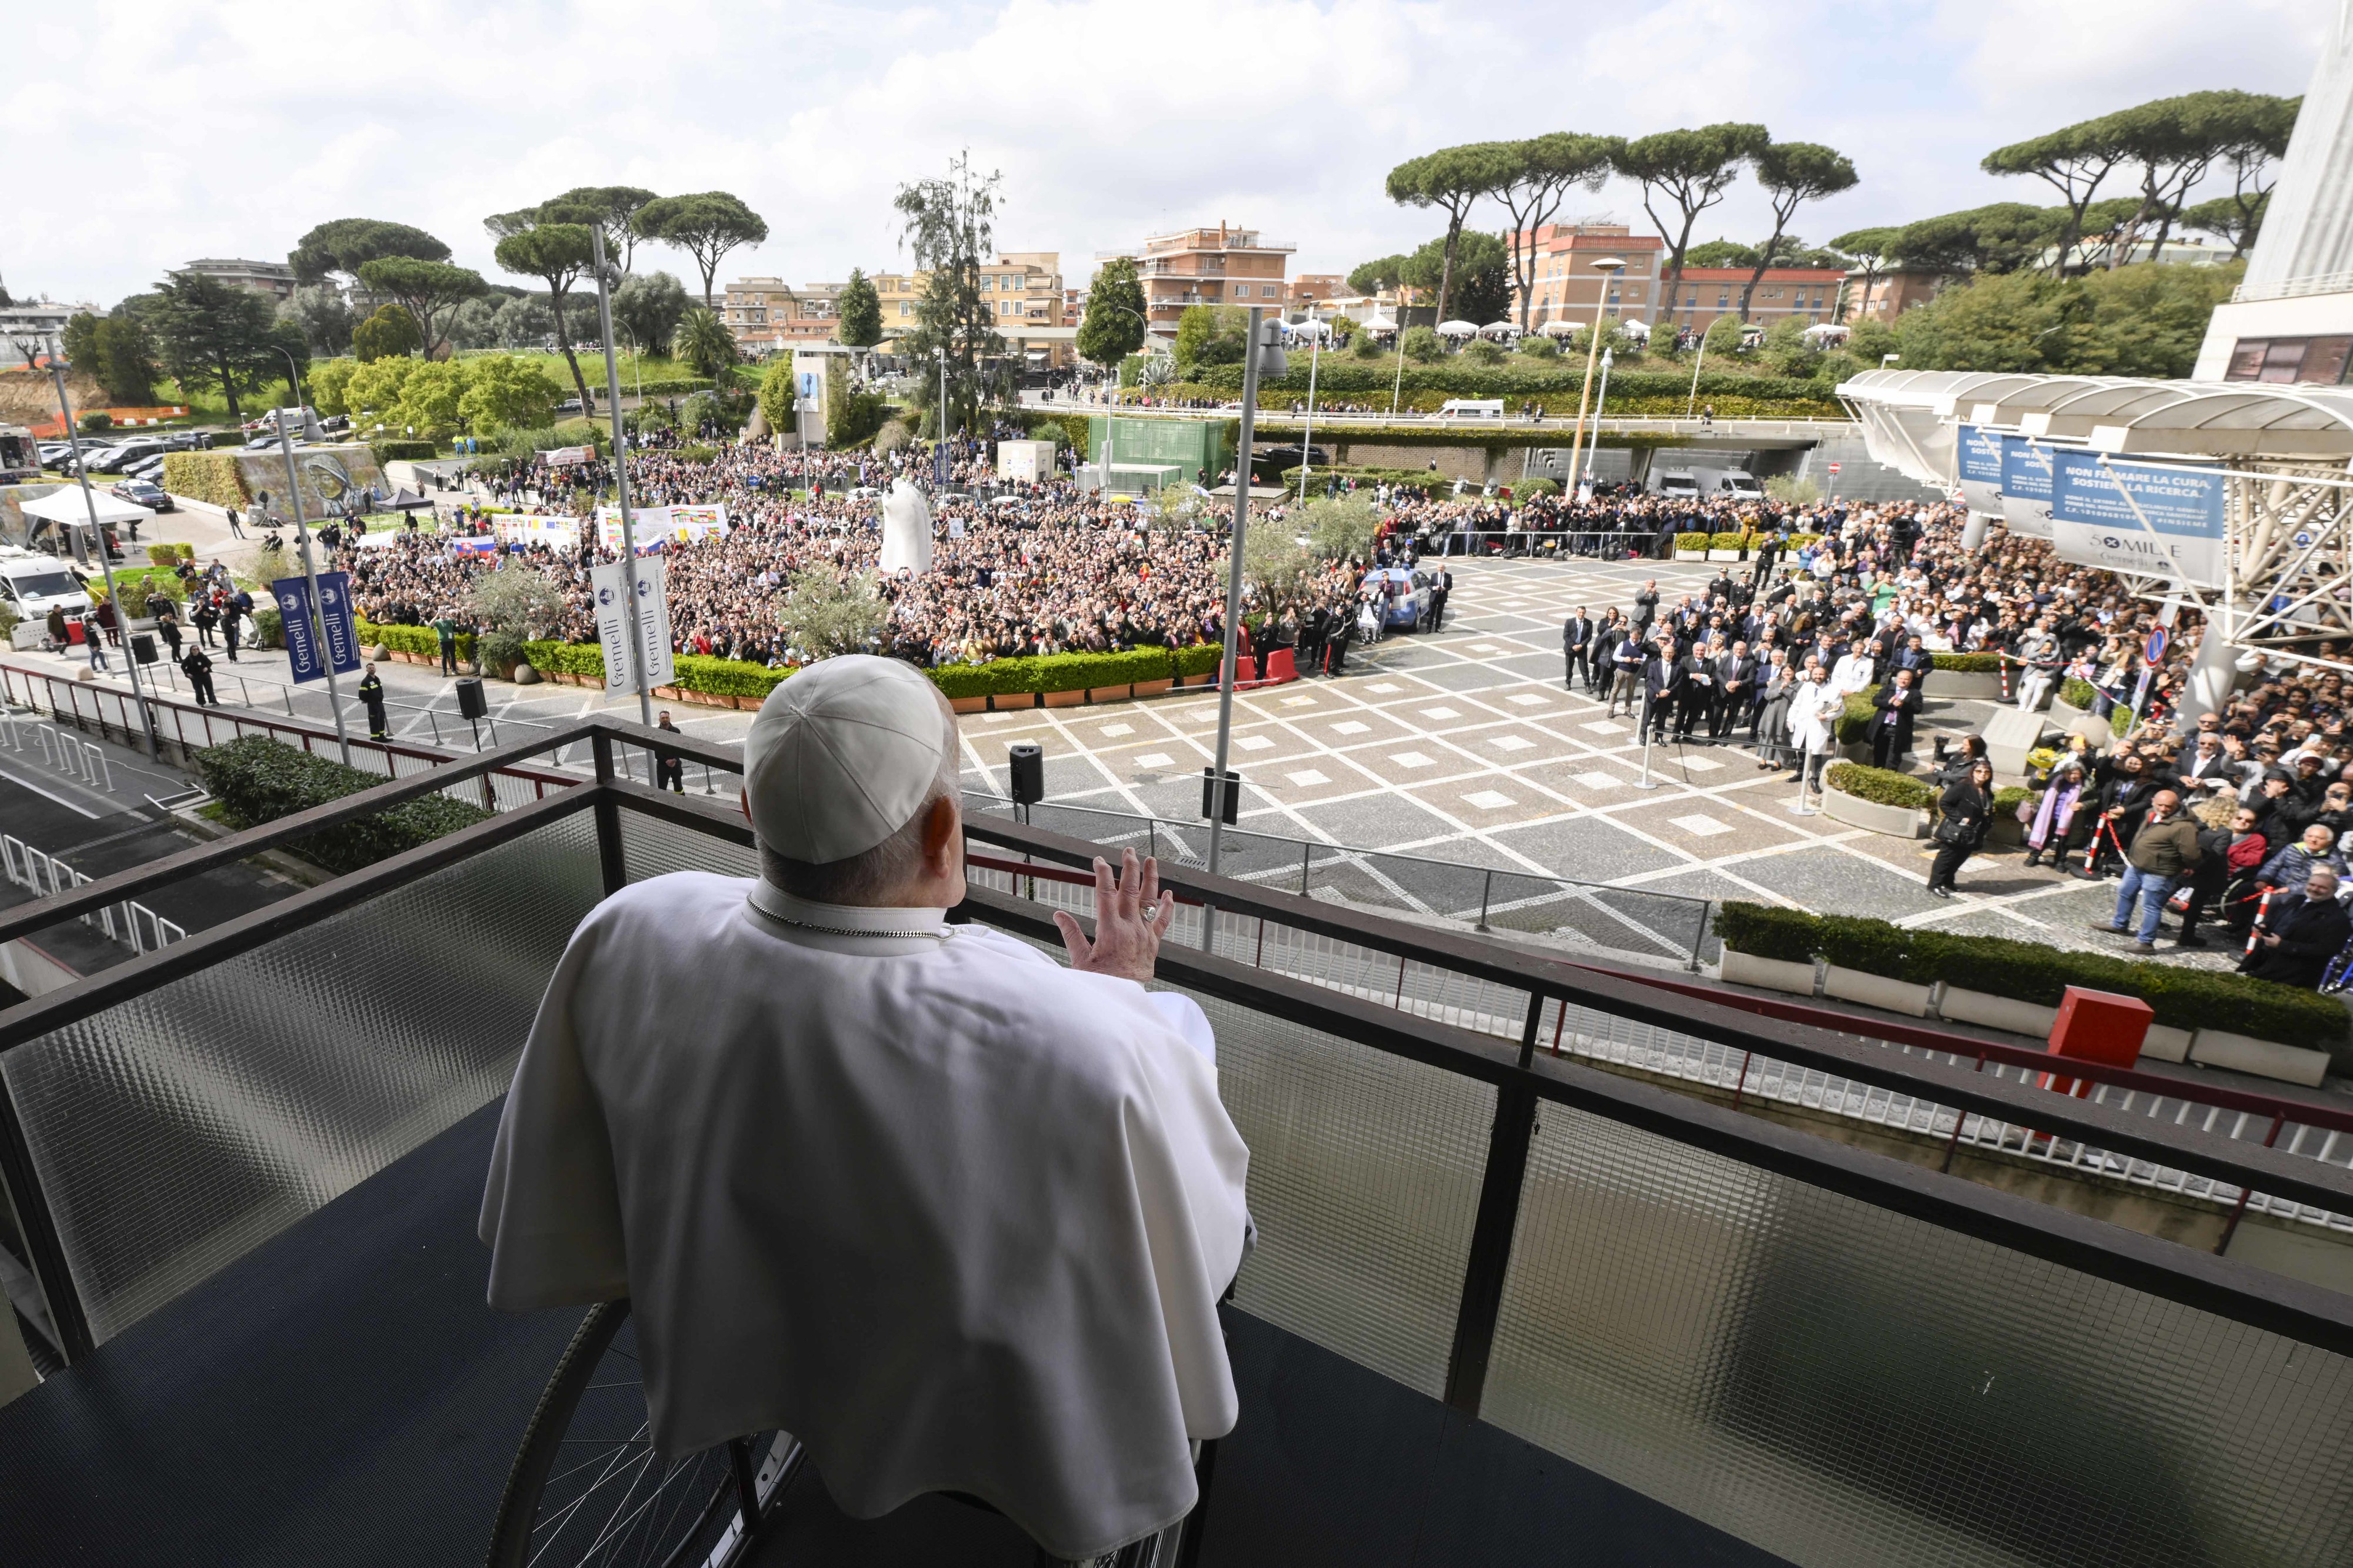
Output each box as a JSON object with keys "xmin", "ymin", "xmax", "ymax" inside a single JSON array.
[
  {"xmin": 1203, "ymin": 307, "xmax": 1279, "ymax": 950},
  {"xmin": 1562, "ymin": 258, "xmax": 1626, "ymax": 501}
]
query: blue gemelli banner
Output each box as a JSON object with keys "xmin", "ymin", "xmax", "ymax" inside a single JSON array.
[
  {"xmin": 274, "ymin": 576, "xmax": 321, "ymax": 683},
  {"xmin": 316, "ymin": 570, "xmax": 361, "ymax": 675}
]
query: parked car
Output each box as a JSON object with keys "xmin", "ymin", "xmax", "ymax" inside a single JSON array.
[
  {"xmin": 111, "ymin": 478, "xmax": 174, "ymax": 513},
  {"xmin": 556, "ymin": 398, "xmax": 584, "ymax": 413},
  {"xmin": 36, "ymin": 442, "xmax": 75, "ymax": 466},
  {"xmin": 124, "ymin": 455, "xmax": 169, "ymax": 482},
  {"xmin": 87, "ymin": 438, "xmax": 164, "ymax": 474}
]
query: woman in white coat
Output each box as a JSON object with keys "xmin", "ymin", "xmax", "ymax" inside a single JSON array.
[{"xmin": 1788, "ymin": 656, "xmax": 1842, "ymax": 790}]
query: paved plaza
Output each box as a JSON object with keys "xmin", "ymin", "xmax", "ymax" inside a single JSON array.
[{"xmin": 19, "ymin": 553, "xmax": 2238, "ymax": 968}]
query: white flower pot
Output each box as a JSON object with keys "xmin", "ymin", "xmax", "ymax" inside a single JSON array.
[
  {"xmin": 1822, "ymin": 964, "xmax": 1934, "ymax": 1018},
  {"xmin": 1706, "ymin": 548, "xmax": 1745, "ymax": 562},
  {"xmin": 1934, "ymin": 986, "xmax": 2059, "ymax": 1039},
  {"xmin": 2140, "ymin": 1024, "xmax": 2193, "ymax": 1063},
  {"xmin": 1822, "ymin": 786, "xmax": 1929, "ymax": 839},
  {"xmin": 2188, "ymin": 1029, "xmax": 2332, "ymax": 1088},
  {"xmin": 1720, "ymin": 949, "xmax": 1818, "ymax": 996},
  {"xmin": 1674, "ymin": 549, "xmax": 1705, "ymax": 561}
]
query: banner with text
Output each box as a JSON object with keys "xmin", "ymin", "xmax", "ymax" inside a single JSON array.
[
  {"xmin": 316, "ymin": 570, "xmax": 361, "ymax": 675},
  {"xmin": 492, "ymin": 513, "xmax": 581, "ymax": 551},
  {"xmin": 595, "ymin": 505, "xmax": 728, "ymax": 553},
  {"xmin": 1997, "ymin": 436, "xmax": 2054, "ymax": 538},
  {"xmin": 2048, "ymin": 452, "xmax": 2227, "ymax": 589},
  {"xmin": 274, "ymin": 576, "xmax": 321, "ymax": 683},
  {"xmin": 589, "ymin": 556, "xmax": 675, "ymax": 694},
  {"xmin": 1957, "ymin": 425, "xmax": 2004, "ymax": 518}
]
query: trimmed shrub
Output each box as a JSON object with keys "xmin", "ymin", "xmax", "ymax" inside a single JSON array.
[
  {"xmin": 146, "ymin": 542, "xmax": 195, "ymax": 566},
  {"xmin": 1992, "ymin": 785, "xmax": 2032, "ymax": 817},
  {"xmin": 2059, "ymin": 678, "xmax": 2098, "ymax": 709},
  {"xmin": 371, "ymin": 439, "xmax": 437, "ymax": 463},
  {"xmin": 359, "ymin": 618, "xmax": 475, "ymax": 662},
  {"xmin": 191, "ymin": 735, "xmax": 492, "ymax": 875},
  {"xmin": 1674, "ymin": 532, "xmax": 1710, "ymax": 552},
  {"xmin": 1708, "ymin": 532, "xmax": 1746, "ymax": 551},
  {"xmin": 79, "ymin": 412, "xmax": 113, "ymax": 433},
  {"xmin": 1712, "ymin": 902, "xmax": 2349, "ymax": 1053},
  {"xmin": 674, "ymin": 655, "xmax": 792, "ymax": 700},
  {"xmin": 1931, "ymin": 652, "xmax": 2005, "ymax": 672},
  {"xmin": 1837, "ymin": 690, "xmax": 1877, "ymax": 745},
  {"xmin": 1826, "ymin": 762, "xmax": 1934, "ymax": 810},
  {"xmin": 1175, "ymin": 643, "xmax": 1224, "ymax": 679},
  {"xmin": 1712, "ymin": 902, "xmax": 1815, "ymax": 965},
  {"xmin": 161, "ymin": 451, "xmax": 251, "ymax": 509}
]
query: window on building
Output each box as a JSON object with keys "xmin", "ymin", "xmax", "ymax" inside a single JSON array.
[
  {"xmin": 1717, "ymin": 292, "xmax": 1731, "ymax": 308},
  {"xmin": 2222, "ymin": 336, "xmax": 2353, "ymax": 384}
]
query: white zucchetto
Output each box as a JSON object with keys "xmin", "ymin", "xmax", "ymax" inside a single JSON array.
[{"xmin": 744, "ymin": 655, "xmax": 949, "ymax": 863}]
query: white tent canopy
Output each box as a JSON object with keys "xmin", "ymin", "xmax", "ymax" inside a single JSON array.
[
  {"xmin": 1284, "ymin": 319, "xmax": 1332, "ymax": 338},
  {"xmin": 1538, "ymin": 320, "xmax": 1580, "ymax": 337},
  {"xmin": 1356, "ymin": 313, "xmax": 1398, "ymax": 333},
  {"xmin": 1477, "ymin": 321, "xmax": 1518, "ymax": 337},
  {"xmin": 17, "ymin": 488, "xmax": 154, "ymax": 528},
  {"xmin": 1435, "ymin": 320, "xmax": 1479, "ymax": 337}
]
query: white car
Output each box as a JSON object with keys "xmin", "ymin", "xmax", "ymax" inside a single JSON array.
[{"xmin": 0, "ymin": 549, "xmax": 94, "ymax": 622}]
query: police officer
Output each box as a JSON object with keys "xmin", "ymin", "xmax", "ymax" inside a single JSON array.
[
  {"xmin": 358, "ymin": 659, "xmax": 390, "ymax": 740},
  {"xmin": 655, "ymin": 709, "xmax": 685, "ymax": 793},
  {"xmin": 180, "ymin": 645, "xmax": 217, "ymax": 708}
]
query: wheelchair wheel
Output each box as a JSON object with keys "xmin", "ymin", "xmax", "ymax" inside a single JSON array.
[{"xmin": 486, "ymin": 1300, "xmax": 801, "ymax": 1568}]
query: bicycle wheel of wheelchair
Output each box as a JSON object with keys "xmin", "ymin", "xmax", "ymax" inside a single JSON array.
[{"xmin": 486, "ymin": 1300, "xmax": 802, "ymax": 1568}]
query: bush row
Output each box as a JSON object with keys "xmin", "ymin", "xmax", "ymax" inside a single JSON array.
[
  {"xmin": 1143, "ymin": 386, "xmax": 1846, "ymax": 423},
  {"xmin": 191, "ymin": 735, "xmax": 492, "ymax": 875},
  {"xmin": 1825, "ymin": 761, "xmax": 1934, "ymax": 809},
  {"xmin": 371, "ymin": 439, "xmax": 436, "ymax": 463},
  {"xmin": 1712, "ymin": 902, "xmax": 2348, "ymax": 1053},
  {"xmin": 1931, "ymin": 652, "xmax": 2004, "ymax": 672},
  {"xmin": 160, "ymin": 452, "xmax": 251, "ymax": 509}
]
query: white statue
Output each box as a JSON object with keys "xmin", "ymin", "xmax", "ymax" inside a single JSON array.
[{"xmin": 879, "ymin": 479, "xmax": 935, "ymax": 576}]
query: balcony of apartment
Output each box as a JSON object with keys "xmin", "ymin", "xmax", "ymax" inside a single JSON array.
[{"xmin": 0, "ymin": 711, "xmax": 2349, "ymax": 1567}]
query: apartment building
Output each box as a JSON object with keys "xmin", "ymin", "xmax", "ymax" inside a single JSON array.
[
  {"xmin": 1289, "ymin": 273, "xmax": 1348, "ymax": 311},
  {"xmin": 1841, "ymin": 268, "xmax": 1944, "ymax": 326},
  {"xmin": 1668, "ymin": 266, "xmax": 1848, "ymax": 336},
  {"xmin": 181, "ymin": 258, "xmax": 297, "ymax": 301},
  {"xmin": 1095, "ymin": 223, "xmax": 1295, "ymax": 336},
  {"xmin": 721, "ymin": 278, "xmax": 846, "ymax": 356},
  {"xmin": 871, "ymin": 253, "xmax": 1064, "ymax": 333},
  {"xmin": 1510, "ymin": 223, "xmax": 1667, "ymax": 328}
]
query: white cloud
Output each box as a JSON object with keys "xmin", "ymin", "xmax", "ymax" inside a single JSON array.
[{"xmin": 0, "ymin": 0, "xmax": 2324, "ymax": 308}]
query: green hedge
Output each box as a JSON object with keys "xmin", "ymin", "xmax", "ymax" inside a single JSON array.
[
  {"xmin": 191, "ymin": 734, "xmax": 492, "ymax": 875},
  {"xmin": 1278, "ymin": 464, "xmax": 1452, "ymax": 499},
  {"xmin": 1675, "ymin": 532, "xmax": 1709, "ymax": 551},
  {"xmin": 929, "ymin": 645, "xmax": 1215, "ymax": 699},
  {"xmin": 360, "ymin": 618, "xmax": 476, "ymax": 661},
  {"xmin": 630, "ymin": 377, "xmax": 716, "ymax": 396},
  {"xmin": 372, "ymin": 439, "xmax": 436, "ymax": 463},
  {"xmin": 1191, "ymin": 361, "xmax": 1831, "ymax": 402},
  {"xmin": 1826, "ymin": 761, "xmax": 1934, "ymax": 809},
  {"xmin": 1837, "ymin": 690, "xmax": 1877, "ymax": 745},
  {"xmin": 1714, "ymin": 902, "xmax": 2348, "ymax": 1054},
  {"xmin": 1992, "ymin": 785, "xmax": 2031, "ymax": 816},
  {"xmin": 1931, "ymin": 652, "xmax": 2004, "ymax": 672},
  {"xmin": 161, "ymin": 451, "xmax": 251, "ymax": 509},
  {"xmin": 2059, "ymin": 678, "xmax": 2098, "ymax": 709},
  {"xmin": 1708, "ymin": 532, "xmax": 1746, "ymax": 550}
]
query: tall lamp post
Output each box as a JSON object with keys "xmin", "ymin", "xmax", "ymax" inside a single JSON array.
[
  {"xmin": 269, "ymin": 345, "xmax": 351, "ymax": 764},
  {"xmin": 1203, "ymin": 306, "xmax": 1283, "ymax": 949},
  {"xmin": 21, "ymin": 333, "xmax": 159, "ymax": 760},
  {"xmin": 1295, "ymin": 317, "xmax": 1324, "ymax": 505},
  {"xmin": 1090, "ymin": 301, "xmax": 1150, "ymax": 485},
  {"xmin": 1562, "ymin": 257, "xmax": 1625, "ymax": 501}
]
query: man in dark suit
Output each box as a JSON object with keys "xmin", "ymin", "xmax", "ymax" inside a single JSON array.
[
  {"xmin": 2240, "ymin": 866, "xmax": 2353, "ymax": 989},
  {"xmin": 1674, "ymin": 639, "xmax": 1716, "ymax": 741},
  {"xmin": 1586, "ymin": 613, "xmax": 1617, "ymax": 696},
  {"xmin": 1867, "ymin": 668, "xmax": 1921, "ymax": 769},
  {"xmin": 1424, "ymin": 565, "xmax": 1454, "ymax": 630},
  {"xmin": 1632, "ymin": 581, "xmax": 1659, "ymax": 638},
  {"xmin": 1892, "ymin": 632, "xmax": 1935, "ymax": 699},
  {"xmin": 1641, "ymin": 636, "xmax": 1684, "ymax": 742},
  {"xmin": 1712, "ymin": 640, "xmax": 1758, "ymax": 740},
  {"xmin": 1561, "ymin": 608, "xmax": 1594, "ymax": 692}
]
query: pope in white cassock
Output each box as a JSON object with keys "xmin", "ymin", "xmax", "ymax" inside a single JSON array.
[{"xmin": 479, "ymin": 655, "xmax": 1251, "ymax": 1562}]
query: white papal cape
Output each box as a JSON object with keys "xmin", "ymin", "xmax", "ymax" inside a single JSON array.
[{"xmin": 481, "ymin": 872, "xmax": 1251, "ymax": 1560}]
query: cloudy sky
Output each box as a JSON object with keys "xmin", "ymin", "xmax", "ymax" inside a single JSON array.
[{"xmin": 5, "ymin": 0, "xmax": 2325, "ymax": 309}]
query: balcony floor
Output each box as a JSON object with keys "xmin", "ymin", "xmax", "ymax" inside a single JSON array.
[{"xmin": 0, "ymin": 1100, "xmax": 1785, "ymax": 1568}]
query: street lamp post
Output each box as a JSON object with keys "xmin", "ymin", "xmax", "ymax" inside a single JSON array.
[
  {"xmin": 27, "ymin": 336, "xmax": 158, "ymax": 761},
  {"xmin": 270, "ymin": 345, "xmax": 352, "ymax": 763},
  {"xmin": 1685, "ymin": 322, "xmax": 1710, "ymax": 418},
  {"xmin": 1562, "ymin": 258, "xmax": 1626, "ymax": 502},
  {"xmin": 1296, "ymin": 319, "xmax": 1323, "ymax": 505},
  {"xmin": 1203, "ymin": 306, "xmax": 1281, "ymax": 949},
  {"xmin": 935, "ymin": 346, "xmax": 950, "ymax": 489}
]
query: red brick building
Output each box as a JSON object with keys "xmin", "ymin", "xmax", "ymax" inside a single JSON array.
[
  {"xmin": 1508, "ymin": 223, "xmax": 1668, "ymax": 328},
  {"xmin": 1664, "ymin": 266, "xmax": 1847, "ymax": 336}
]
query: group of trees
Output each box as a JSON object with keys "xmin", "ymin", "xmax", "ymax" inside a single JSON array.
[
  {"xmin": 308, "ymin": 351, "xmax": 569, "ymax": 439},
  {"xmin": 78, "ymin": 272, "xmax": 316, "ymax": 422},
  {"xmin": 269, "ymin": 187, "xmax": 767, "ymax": 415},
  {"xmin": 1375, "ymin": 128, "xmax": 1857, "ymax": 332}
]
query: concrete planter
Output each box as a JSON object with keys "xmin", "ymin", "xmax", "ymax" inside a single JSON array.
[
  {"xmin": 2189, "ymin": 1029, "xmax": 2333, "ymax": 1088},
  {"xmin": 2141, "ymin": 1024, "xmax": 2194, "ymax": 1063},
  {"xmin": 1086, "ymin": 683, "xmax": 1132, "ymax": 703},
  {"xmin": 1822, "ymin": 964, "xmax": 1934, "ymax": 1018},
  {"xmin": 990, "ymin": 692, "xmax": 1035, "ymax": 710},
  {"xmin": 1706, "ymin": 548, "xmax": 1745, "ymax": 562},
  {"xmin": 948, "ymin": 694, "xmax": 989, "ymax": 715},
  {"xmin": 1044, "ymin": 688, "xmax": 1087, "ymax": 708},
  {"xmin": 1928, "ymin": 670, "xmax": 2005, "ymax": 700},
  {"xmin": 1674, "ymin": 549, "xmax": 1705, "ymax": 562},
  {"xmin": 1934, "ymin": 986, "xmax": 2059, "ymax": 1039},
  {"xmin": 1721, "ymin": 949, "xmax": 1818, "ymax": 996},
  {"xmin": 1823, "ymin": 785, "xmax": 1929, "ymax": 839},
  {"xmin": 1986, "ymin": 814, "xmax": 2025, "ymax": 848},
  {"xmin": 2050, "ymin": 696, "xmax": 2088, "ymax": 728}
]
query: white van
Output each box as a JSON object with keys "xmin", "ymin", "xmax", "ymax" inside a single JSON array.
[
  {"xmin": 1691, "ymin": 466, "xmax": 1765, "ymax": 499},
  {"xmin": 0, "ymin": 548, "xmax": 93, "ymax": 621},
  {"xmin": 1437, "ymin": 399, "xmax": 1505, "ymax": 419},
  {"xmin": 1652, "ymin": 469, "xmax": 1700, "ymax": 498}
]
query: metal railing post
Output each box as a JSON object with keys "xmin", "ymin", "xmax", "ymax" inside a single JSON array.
[
  {"xmin": 1299, "ymin": 840, "xmax": 1311, "ymax": 897},
  {"xmin": 1477, "ymin": 868, "xmax": 1494, "ymax": 930},
  {"xmin": 1442, "ymin": 1080, "xmax": 1538, "ymax": 1417},
  {"xmin": 0, "ymin": 1075, "xmax": 96, "ymax": 1361},
  {"xmin": 592, "ymin": 732, "xmax": 627, "ymax": 896}
]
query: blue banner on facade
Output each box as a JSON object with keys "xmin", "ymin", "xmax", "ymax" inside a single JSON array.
[
  {"xmin": 275, "ymin": 576, "xmax": 322, "ymax": 683},
  {"xmin": 316, "ymin": 570, "xmax": 361, "ymax": 675},
  {"xmin": 1956, "ymin": 425, "xmax": 2004, "ymax": 516},
  {"xmin": 2048, "ymin": 451, "xmax": 2226, "ymax": 588},
  {"xmin": 1997, "ymin": 435, "xmax": 2054, "ymax": 538}
]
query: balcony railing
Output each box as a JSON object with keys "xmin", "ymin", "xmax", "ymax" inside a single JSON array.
[{"xmin": 1, "ymin": 715, "xmax": 2349, "ymax": 1566}]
